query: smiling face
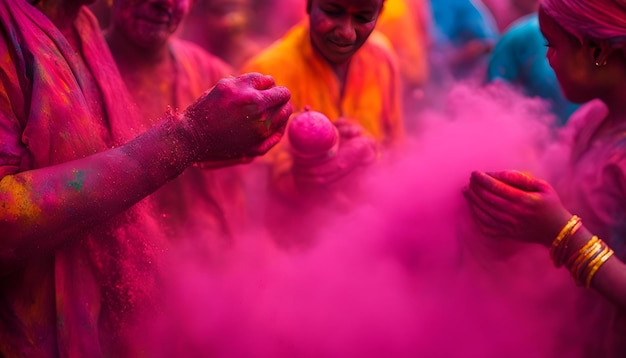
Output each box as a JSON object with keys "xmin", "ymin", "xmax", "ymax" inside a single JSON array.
[
  {"xmin": 110, "ymin": 0, "xmax": 190, "ymax": 49},
  {"xmin": 307, "ymin": 0, "xmax": 384, "ymax": 65},
  {"xmin": 538, "ymin": 7, "xmax": 598, "ymax": 103}
]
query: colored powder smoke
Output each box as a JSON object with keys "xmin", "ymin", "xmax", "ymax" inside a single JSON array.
[{"xmin": 134, "ymin": 83, "xmax": 590, "ymax": 357}]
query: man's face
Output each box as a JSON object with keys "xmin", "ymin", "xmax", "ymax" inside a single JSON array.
[
  {"xmin": 110, "ymin": 0, "xmax": 190, "ymax": 48},
  {"xmin": 308, "ymin": 0, "xmax": 383, "ymax": 65}
]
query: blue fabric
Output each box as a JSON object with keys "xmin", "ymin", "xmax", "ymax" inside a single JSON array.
[
  {"xmin": 487, "ymin": 14, "xmax": 579, "ymax": 125},
  {"xmin": 430, "ymin": 0, "xmax": 499, "ymax": 48}
]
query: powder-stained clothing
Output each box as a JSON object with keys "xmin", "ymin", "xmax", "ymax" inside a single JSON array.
[
  {"xmin": 0, "ymin": 2, "xmax": 164, "ymax": 356},
  {"xmin": 558, "ymin": 101, "xmax": 626, "ymax": 260},
  {"xmin": 377, "ymin": 0, "xmax": 430, "ymax": 89},
  {"xmin": 140, "ymin": 39, "xmax": 245, "ymax": 244},
  {"xmin": 555, "ymin": 100, "xmax": 626, "ymax": 357},
  {"xmin": 241, "ymin": 21, "xmax": 404, "ymax": 147}
]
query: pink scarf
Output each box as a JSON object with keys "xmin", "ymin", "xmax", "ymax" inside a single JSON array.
[{"xmin": 541, "ymin": 0, "xmax": 626, "ymax": 41}]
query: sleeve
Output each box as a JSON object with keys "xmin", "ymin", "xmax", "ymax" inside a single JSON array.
[
  {"xmin": 599, "ymin": 147, "xmax": 626, "ymax": 258},
  {"xmin": 0, "ymin": 38, "xmax": 28, "ymax": 178},
  {"xmin": 377, "ymin": 35, "xmax": 405, "ymax": 145},
  {"xmin": 386, "ymin": 49, "xmax": 405, "ymax": 145}
]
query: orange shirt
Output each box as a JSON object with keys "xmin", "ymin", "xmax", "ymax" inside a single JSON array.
[{"xmin": 241, "ymin": 21, "xmax": 404, "ymax": 146}]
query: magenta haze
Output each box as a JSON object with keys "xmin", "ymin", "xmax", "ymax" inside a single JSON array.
[{"xmin": 136, "ymin": 83, "xmax": 590, "ymax": 357}]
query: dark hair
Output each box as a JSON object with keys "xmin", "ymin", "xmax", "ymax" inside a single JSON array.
[{"xmin": 541, "ymin": 0, "xmax": 626, "ymax": 41}]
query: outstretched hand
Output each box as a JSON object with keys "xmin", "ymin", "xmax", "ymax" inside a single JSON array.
[
  {"xmin": 181, "ymin": 73, "xmax": 292, "ymax": 163},
  {"xmin": 463, "ymin": 170, "xmax": 573, "ymax": 246}
]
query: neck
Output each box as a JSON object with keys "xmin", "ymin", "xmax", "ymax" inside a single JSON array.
[
  {"xmin": 604, "ymin": 100, "xmax": 626, "ymax": 124},
  {"xmin": 331, "ymin": 61, "xmax": 350, "ymax": 82},
  {"xmin": 35, "ymin": 0, "xmax": 82, "ymax": 33},
  {"xmin": 599, "ymin": 79, "xmax": 626, "ymax": 124},
  {"xmin": 105, "ymin": 29, "xmax": 171, "ymax": 68}
]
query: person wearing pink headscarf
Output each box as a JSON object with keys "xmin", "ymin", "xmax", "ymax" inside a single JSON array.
[{"xmin": 465, "ymin": 0, "xmax": 626, "ymax": 356}]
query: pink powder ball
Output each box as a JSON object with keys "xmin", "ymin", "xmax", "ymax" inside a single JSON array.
[{"xmin": 288, "ymin": 108, "xmax": 339, "ymax": 158}]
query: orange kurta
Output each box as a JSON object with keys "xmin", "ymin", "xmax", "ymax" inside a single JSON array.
[{"xmin": 241, "ymin": 21, "xmax": 403, "ymax": 146}]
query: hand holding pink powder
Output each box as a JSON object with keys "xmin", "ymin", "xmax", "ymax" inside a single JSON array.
[
  {"xmin": 288, "ymin": 108, "xmax": 377, "ymax": 188},
  {"xmin": 287, "ymin": 107, "xmax": 339, "ymax": 159}
]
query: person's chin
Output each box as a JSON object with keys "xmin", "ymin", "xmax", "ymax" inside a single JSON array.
[{"xmin": 322, "ymin": 50, "xmax": 354, "ymax": 65}]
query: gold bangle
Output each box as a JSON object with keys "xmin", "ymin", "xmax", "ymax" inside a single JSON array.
[
  {"xmin": 580, "ymin": 245, "xmax": 609, "ymax": 286},
  {"xmin": 552, "ymin": 215, "xmax": 581, "ymax": 249},
  {"xmin": 566, "ymin": 235, "xmax": 599, "ymax": 269},
  {"xmin": 551, "ymin": 215, "xmax": 581, "ymax": 267},
  {"xmin": 552, "ymin": 220, "xmax": 583, "ymax": 267},
  {"xmin": 570, "ymin": 239, "xmax": 602, "ymax": 285},
  {"xmin": 585, "ymin": 247, "xmax": 614, "ymax": 288}
]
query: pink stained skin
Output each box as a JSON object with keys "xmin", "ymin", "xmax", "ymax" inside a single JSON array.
[
  {"xmin": 308, "ymin": 0, "xmax": 384, "ymax": 82},
  {"xmin": 106, "ymin": 0, "xmax": 197, "ymax": 122},
  {"xmin": 308, "ymin": 0, "xmax": 383, "ymax": 66},
  {"xmin": 108, "ymin": 0, "xmax": 190, "ymax": 50},
  {"xmin": 288, "ymin": 108, "xmax": 339, "ymax": 158}
]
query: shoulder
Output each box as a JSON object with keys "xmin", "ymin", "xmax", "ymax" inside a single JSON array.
[
  {"xmin": 490, "ymin": 15, "xmax": 540, "ymax": 61},
  {"xmin": 241, "ymin": 23, "xmax": 308, "ymax": 75},
  {"xmin": 360, "ymin": 32, "xmax": 399, "ymax": 70}
]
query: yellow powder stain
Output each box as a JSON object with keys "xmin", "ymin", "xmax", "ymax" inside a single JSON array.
[{"xmin": 0, "ymin": 174, "xmax": 42, "ymax": 223}]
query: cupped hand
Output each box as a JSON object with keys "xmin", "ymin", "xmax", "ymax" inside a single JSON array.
[
  {"xmin": 181, "ymin": 73, "xmax": 292, "ymax": 163},
  {"xmin": 292, "ymin": 132, "xmax": 378, "ymax": 188},
  {"xmin": 334, "ymin": 117, "xmax": 366, "ymax": 139},
  {"xmin": 463, "ymin": 170, "xmax": 573, "ymax": 246}
]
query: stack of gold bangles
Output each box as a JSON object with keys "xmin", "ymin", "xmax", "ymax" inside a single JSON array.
[{"xmin": 550, "ymin": 215, "xmax": 615, "ymax": 288}]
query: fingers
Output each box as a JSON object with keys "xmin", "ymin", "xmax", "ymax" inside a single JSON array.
[
  {"xmin": 263, "ymin": 101, "xmax": 293, "ymax": 134},
  {"xmin": 470, "ymin": 171, "xmax": 534, "ymax": 203},
  {"xmin": 464, "ymin": 189, "xmax": 514, "ymax": 238},
  {"xmin": 487, "ymin": 170, "xmax": 548, "ymax": 192},
  {"xmin": 334, "ymin": 118, "xmax": 365, "ymax": 139},
  {"xmin": 238, "ymin": 72, "xmax": 277, "ymax": 90},
  {"xmin": 251, "ymin": 130, "xmax": 285, "ymax": 156},
  {"xmin": 258, "ymin": 86, "xmax": 292, "ymax": 111},
  {"xmin": 463, "ymin": 186, "xmax": 517, "ymax": 228},
  {"xmin": 292, "ymin": 136, "xmax": 376, "ymax": 186},
  {"xmin": 337, "ymin": 136, "xmax": 377, "ymax": 167}
]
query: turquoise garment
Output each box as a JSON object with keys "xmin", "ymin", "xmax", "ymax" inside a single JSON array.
[
  {"xmin": 429, "ymin": 0, "xmax": 499, "ymax": 79},
  {"xmin": 430, "ymin": 0, "xmax": 499, "ymax": 47},
  {"xmin": 487, "ymin": 14, "xmax": 579, "ymax": 125}
]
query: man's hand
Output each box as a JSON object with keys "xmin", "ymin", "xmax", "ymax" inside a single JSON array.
[{"xmin": 181, "ymin": 73, "xmax": 292, "ymax": 163}]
